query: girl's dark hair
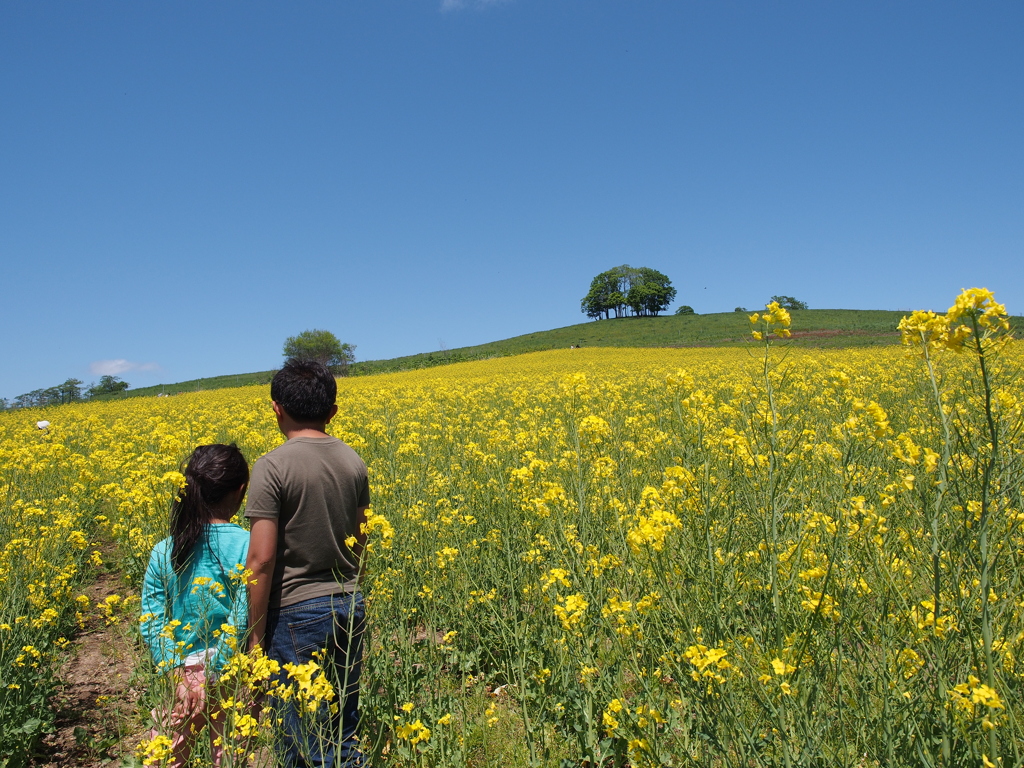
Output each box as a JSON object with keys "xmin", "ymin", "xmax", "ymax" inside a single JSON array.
[{"xmin": 171, "ymin": 444, "xmax": 249, "ymax": 572}]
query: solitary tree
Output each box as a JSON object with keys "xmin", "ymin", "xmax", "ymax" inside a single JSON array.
[
  {"xmin": 675, "ymin": 305, "xmax": 695, "ymax": 315},
  {"xmin": 283, "ymin": 329, "xmax": 356, "ymax": 375},
  {"xmin": 769, "ymin": 295, "xmax": 809, "ymax": 310}
]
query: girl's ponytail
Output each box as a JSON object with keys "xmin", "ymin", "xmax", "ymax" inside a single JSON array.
[{"xmin": 170, "ymin": 444, "xmax": 249, "ymax": 572}]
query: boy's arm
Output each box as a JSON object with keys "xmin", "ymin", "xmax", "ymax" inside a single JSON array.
[{"xmin": 246, "ymin": 518, "xmax": 278, "ymax": 652}]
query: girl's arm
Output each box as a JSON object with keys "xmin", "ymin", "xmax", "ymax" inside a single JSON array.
[{"xmin": 140, "ymin": 545, "xmax": 174, "ymax": 670}]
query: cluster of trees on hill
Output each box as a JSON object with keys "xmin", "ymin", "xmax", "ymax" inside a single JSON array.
[
  {"xmin": 1, "ymin": 375, "xmax": 129, "ymax": 410},
  {"xmin": 733, "ymin": 297, "xmax": 809, "ymax": 313},
  {"xmin": 581, "ymin": 265, "xmax": 677, "ymax": 319},
  {"xmin": 578, "ymin": 267, "xmax": 808, "ymax": 319}
]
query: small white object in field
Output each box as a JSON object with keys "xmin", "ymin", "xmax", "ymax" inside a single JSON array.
[{"xmin": 36, "ymin": 420, "xmax": 50, "ymax": 429}]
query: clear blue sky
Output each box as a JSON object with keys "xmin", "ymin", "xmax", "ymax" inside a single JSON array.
[{"xmin": 2, "ymin": 1, "xmax": 1022, "ymax": 398}]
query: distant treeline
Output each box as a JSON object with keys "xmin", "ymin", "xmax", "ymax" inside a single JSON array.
[{"xmin": 1, "ymin": 375, "xmax": 129, "ymax": 410}]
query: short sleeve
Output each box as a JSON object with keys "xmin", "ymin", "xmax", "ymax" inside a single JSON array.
[
  {"xmin": 357, "ymin": 473, "xmax": 370, "ymax": 508},
  {"xmin": 244, "ymin": 455, "xmax": 281, "ymax": 520}
]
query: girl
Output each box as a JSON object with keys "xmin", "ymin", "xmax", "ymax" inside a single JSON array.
[{"xmin": 140, "ymin": 444, "xmax": 251, "ymax": 768}]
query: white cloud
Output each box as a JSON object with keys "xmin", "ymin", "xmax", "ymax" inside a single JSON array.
[
  {"xmin": 89, "ymin": 359, "xmax": 161, "ymax": 376},
  {"xmin": 441, "ymin": 0, "xmax": 509, "ymax": 12}
]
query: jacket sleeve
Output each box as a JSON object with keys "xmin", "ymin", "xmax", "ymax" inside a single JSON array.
[{"xmin": 139, "ymin": 544, "xmax": 176, "ymax": 670}]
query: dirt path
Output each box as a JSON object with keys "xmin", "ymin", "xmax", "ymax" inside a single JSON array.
[{"xmin": 32, "ymin": 571, "xmax": 145, "ymax": 768}]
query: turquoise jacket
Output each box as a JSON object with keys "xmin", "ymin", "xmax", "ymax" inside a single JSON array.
[{"xmin": 140, "ymin": 523, "xmax": 249, "ymax": 671}]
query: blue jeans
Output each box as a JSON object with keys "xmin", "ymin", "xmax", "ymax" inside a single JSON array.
[{"xmin": 266, "ymin": 592, "xmax": 366, "ymax": 768}]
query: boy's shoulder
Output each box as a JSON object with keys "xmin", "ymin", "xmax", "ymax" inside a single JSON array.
[
  {"xmin": 257, "ymin": 435, "xmax": 332, "ymax": 461},
  {"xmin": 259, "ymin": 436, "xmax": 365, "ymax": 469}
]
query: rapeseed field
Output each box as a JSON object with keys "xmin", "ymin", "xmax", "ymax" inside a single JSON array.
[{"xmin": 1, "ymin": 289, "xmax": 1022, "ymax": 767}]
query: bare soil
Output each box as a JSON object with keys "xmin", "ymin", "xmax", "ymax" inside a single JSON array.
[{"xmin": 31, "ymin": 572, "xmax": 145, "ymax": 768}]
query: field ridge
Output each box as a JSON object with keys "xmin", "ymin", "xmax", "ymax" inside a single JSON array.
[{"xmin": 114, "ymin": 308, "xmax": 1023, "ymax": 399}]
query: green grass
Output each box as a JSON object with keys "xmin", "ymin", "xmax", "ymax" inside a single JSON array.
[
  {"xmin": 92, "ymin": 371, "xmax": 276, "ymax": 400},
  {"xmin": 107, "ymin": 309, "xmax": 1024, "ymax": 399}
]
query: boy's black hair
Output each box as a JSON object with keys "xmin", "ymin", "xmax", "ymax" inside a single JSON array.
[{"xmin": 271, "ymin": 359, "xmax": 337, "ymax": 423}]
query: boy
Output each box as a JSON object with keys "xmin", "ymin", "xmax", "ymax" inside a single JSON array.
[{"xmin": 245, "ymin": 359, "xmax": 369, "ymax": 768}]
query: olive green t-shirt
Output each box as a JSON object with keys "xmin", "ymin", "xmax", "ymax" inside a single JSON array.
[{"xmin": 245, "ymin": 436, "xmax": 370, "ymax": 609}]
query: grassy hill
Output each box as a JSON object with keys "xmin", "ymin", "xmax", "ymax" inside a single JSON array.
[{"xmin": 116, "ymin": 308, "xmax": 1023, "ymax": 399}]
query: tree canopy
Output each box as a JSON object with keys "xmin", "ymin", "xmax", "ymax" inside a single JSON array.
[
  {"xmin": 283, "ymin": 329, "xmax": 356, "ymax": 375},
  {"xmin": 88, "ymin": 375, "xmax": 127, "ymax": 398},
  {"xmin": 770, "ymin": 295, "xmax": 809, "ymax": 310},
  {"xmin": 581, "ymin": 265, "xmax": 677, "ymax": 319},
  {"xmin": 57, "ymin": 378, "xmax": 85, "ymax": 403},
  {"xmin": 4, "ymin": 376, "xmax": 118, "ymax": 409}
]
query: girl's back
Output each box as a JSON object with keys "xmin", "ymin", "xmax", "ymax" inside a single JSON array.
[{"xmin": 141, "ymin": 522, "xmax": 249, "ymax": 670}]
